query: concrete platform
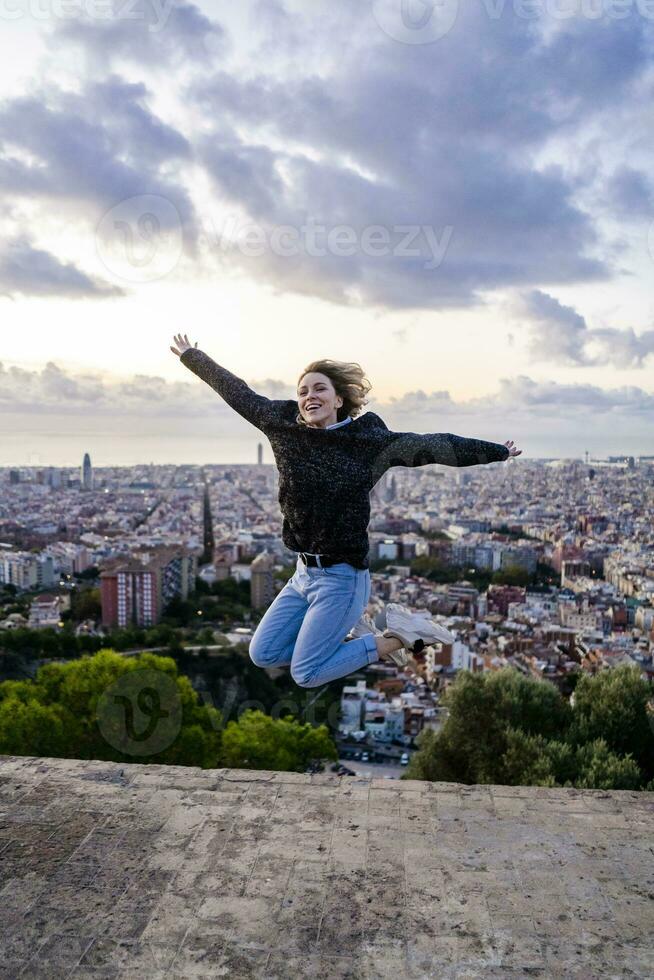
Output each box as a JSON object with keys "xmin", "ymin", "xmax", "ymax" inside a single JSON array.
[{"xmin": 0, "ymin": 755, "xmax": 653, "ymax": 978}]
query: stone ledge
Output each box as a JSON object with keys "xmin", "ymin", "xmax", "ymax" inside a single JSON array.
[{"xmin": 1, "ymin": 754, "xmax": 653, "ymax": 979}]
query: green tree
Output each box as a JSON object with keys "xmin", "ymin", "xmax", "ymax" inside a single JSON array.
[
  {"xmin": 541, "ymin": 738, "xmax": 578, "ymax": 786},
  {"xmin": 161, "ymin": 596, "xmax": 194, "ymax": 627},
  {"xmin": 220, "ymin": 709, "xmax": 337, "ymax": 772},
  {"xmin": 0, "ymin": 649, "xmax": 222, "ymax": 768},
  {"xmin": 532, "ymin": 562, "xmax": 559, "ymax": 588},
  {"xmin": 209, "ymin": 578, "xmax": 251, "ymax": 603},
  {"xmin": 143, "ymin": 624, "xmax": 175, "ymax": 647},
  {"xmin": 495, "ymin": 727, "xmax": 558, "ymax": 787},
  {"xmin": 568, "ymin": 664, "xmax": 654, "ymax": 781},
  {"xmin": 491, "ymin": 565, "xmax": 530, "ymax": 586},
  {"xmin": 409, "ymin": 556, "xmax": 461, "ymax": 583},
  {"xmin": 70, "ymin": 587, "xmax": 102, "ymax": 622},
  {"xmin": 572, "ymin": 738, "xmax": 642, "ymax": 791},
  {"xmin": 406, "ymin": 664, "xmax": 653, "ymax": 790},
  {"xmin": 407, "ymin": 668, "xmax": 572, "ymax": 784},
  {"xmin": 0, "ymin": 697, "xmax": 70, "ymax": 757}
]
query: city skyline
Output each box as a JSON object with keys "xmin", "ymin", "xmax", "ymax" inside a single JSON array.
[
  {"xmin": 1, "ymin": 2, "xmax": 653, "ymax": 463},
  {"xmin": 1, "ymin": 4, "xmax": 653, "ymax": 968}
]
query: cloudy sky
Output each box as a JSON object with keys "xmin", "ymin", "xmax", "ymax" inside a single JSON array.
[{"xmin": 1, "ymin": 0, "xmax": 653, "ymax": 466}]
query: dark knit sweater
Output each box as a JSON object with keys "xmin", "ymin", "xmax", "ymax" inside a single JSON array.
[{"xmin": 180, "ymin": 349, "xmax": 510, "ymax": 569}]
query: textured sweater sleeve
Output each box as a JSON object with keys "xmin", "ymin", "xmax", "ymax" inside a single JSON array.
[
  {"xmin": 179, "ymin": 348, "xmax": 286, "ymax": 431},
  {"xmin": 366, "ymin": 415, "xmax": 509, "ymax": 479}
]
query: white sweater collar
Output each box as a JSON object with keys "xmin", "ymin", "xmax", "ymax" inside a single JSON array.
[{"xmin": 326, "ymin": 416, "xmax": 353, "ymax": 430}]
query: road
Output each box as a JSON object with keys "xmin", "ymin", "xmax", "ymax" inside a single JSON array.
[{"xmin": 338, "ymin": 758, "xmax": 407, "ymax": 780}]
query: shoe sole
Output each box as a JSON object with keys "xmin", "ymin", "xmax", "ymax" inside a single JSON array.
[
  {"xmin": 385, "ymin": 610, "xmax": 455, "ymax": 647},
  {"xmin": 382, "ymin": 628, "xmax": 426, "ymax": 655}
]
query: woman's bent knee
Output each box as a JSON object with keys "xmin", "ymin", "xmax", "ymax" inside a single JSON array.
[
  {"xmin": 248, "ymin": 631, "xmax": 273, "ymax": 667},
  {"xmin": 248, "ymin": 643, "xmax": 265, "ymax": 668},
  {"xmin": 290, "ymin": 665, "xmax": 321, "ymax": 688},
  {"xmin": 249, "ymin": 633, "xmax": 294, "ymax": 669}
]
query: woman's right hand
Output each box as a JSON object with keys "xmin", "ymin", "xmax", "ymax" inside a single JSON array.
[
  {"xmin": 170, "ymin": 333, "xmax": 199, "ymax": 357},
  {"xmin": 503, "ymin": 440, "xmax": 522, "ymax": 457}
]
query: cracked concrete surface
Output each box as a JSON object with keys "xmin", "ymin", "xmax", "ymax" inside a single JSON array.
[{"xmin": 1, "ymin": 755, "xmax": 653, "ymax": 978}]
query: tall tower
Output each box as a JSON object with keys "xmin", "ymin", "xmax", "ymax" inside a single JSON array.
[
  {"xmin": 81, "ymin": 452, "xmax": 93, "ymax": 491},
  {"xmin": 257, "ymin": 442, "xmax": 263, "ymax": 465},
  {"xmin": 386, "ymin": 473, "xmax": 397, "ymax": 501}
]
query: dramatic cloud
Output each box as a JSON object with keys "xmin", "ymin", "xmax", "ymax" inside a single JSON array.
[
  {"xmin": 514, "ymin": 289, "xmax": 654, "ymax": 368},
  {"xmin": 0, "ymin": 79, "xmax": 197, "ymax": 240},
  {"xmin": 382, "ymin": 375, "xmax": 654, "ymax": 420},
  {"xmin": 606, "ymin": 166, "xmax": 654, "ymax": 219},
  {"xmin": 0, "ymin": 361, "xmax": 295, "ymax": 419},
  {"xmin": 184, "ymin": 5, "xmax": 654, "ymax": 310},
  {"xmin": 2, "ymin": 353, "xmax": 652, "ymax": 463},
  {"xmin": 487, "ymin": 375, "xmax": 654, "ymax": 416},
  {"xmin": 2, "ymin": 359, "xmax": 651, "ymax": 427},
  {"xmin": 2, "ymin": 2, "xmax": 653, "ymax": 314},
  {"xmin": 54, "ymin": 0, "xmax": 226, "ymax": 71},
  {"xmin": 0, "ymin": 237, "xmax": 124, "ymax": 300},
  {"xmin": 368, "ymin": 374, "xmax": 654, "ymax": 461}
]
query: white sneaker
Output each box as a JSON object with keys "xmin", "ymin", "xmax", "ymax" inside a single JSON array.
[
  {"xmin": 383, "ymin": 603, "xmax": 455, "ymax": 652},
  {"xmin": 408, "ymin": 608, "xmax": 456, "ymax": 645},
  {"xmin": 346, "ymin": 611, "xmax": 412, "ymax": 669},
  {"xmin": 346, "ymin": 612, "xmax": 383, "ymax": 640}
]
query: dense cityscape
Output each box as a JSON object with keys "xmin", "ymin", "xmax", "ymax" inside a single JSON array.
[{"xmin": 1, "ymin": 445, "xmax": 653, "ymax": 774}]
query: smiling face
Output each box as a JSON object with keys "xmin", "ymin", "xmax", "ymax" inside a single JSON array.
[{"xmin": 297, "ymin": 372, "xmax": 344, "ymax": 428}]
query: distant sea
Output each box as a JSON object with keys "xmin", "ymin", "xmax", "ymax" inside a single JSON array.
[
  {"xmin": 0, "ymin": 413, "xmax": 267, "ymax": 467},
  {"xmin": 1, "ymin": 411, "xmax": 646, "ymax": 466}
]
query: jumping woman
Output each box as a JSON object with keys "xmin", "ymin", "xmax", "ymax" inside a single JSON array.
[{"xmin": 171, "ymin": 333, "xmax": 522, "ymax": 688}]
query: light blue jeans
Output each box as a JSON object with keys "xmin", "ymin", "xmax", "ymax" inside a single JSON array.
[{"xmin": 249, "ymin": 555, "xmax": 379, "ymax": 688}]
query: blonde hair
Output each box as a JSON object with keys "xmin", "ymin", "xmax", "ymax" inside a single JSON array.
[{"xmin": 296, "ymin": 358, "xmax": 372, "ymax": 425}]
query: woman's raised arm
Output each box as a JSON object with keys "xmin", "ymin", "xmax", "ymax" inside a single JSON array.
[
  {"xmin": 363, "ymin": 414, "xmax": 521, "ymax": 483},
  {"xmin": 383, "ymin": 430, "xmax": 513, "ymax": 468},
  {"xmin": 171, "ymin": 333, "xmax": 280, "ymax": 431}
]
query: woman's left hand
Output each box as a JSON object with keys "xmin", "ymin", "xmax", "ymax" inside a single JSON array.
[{"xmin": 504, "ymin": 440, "xmax": 522, "ymax": 457}]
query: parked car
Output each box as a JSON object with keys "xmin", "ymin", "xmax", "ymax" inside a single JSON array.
[
  {"xmin": 400, "ymin": 752, "xmax": 409, "ymax": 766},
  {"xmin": 361, "ymin": 752, "xmax": 370, "ymax": 762}
]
